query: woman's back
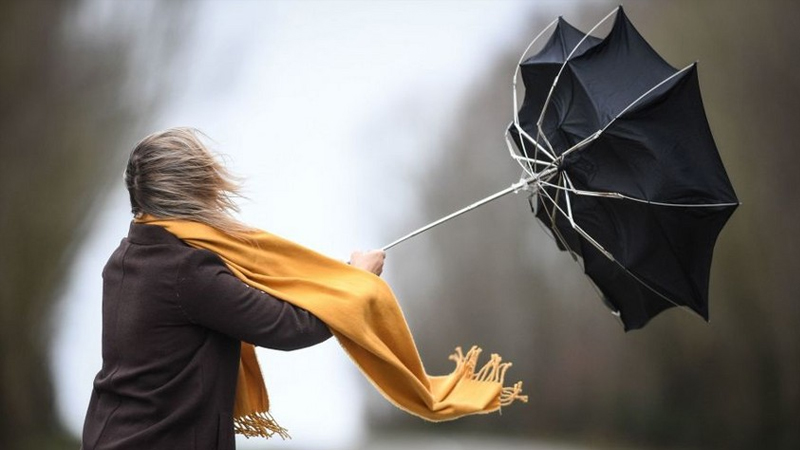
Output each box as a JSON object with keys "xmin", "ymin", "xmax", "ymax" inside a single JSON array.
[{"xmin": 82, "ymin": 223, "xmax": 331, "ymax": 450}]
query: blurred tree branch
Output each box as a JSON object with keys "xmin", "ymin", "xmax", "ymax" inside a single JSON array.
[{"xmin": 0, "ymin": 1, "xmax": 190, "ymax": 448}]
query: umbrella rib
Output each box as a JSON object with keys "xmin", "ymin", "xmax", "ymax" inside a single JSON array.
[
  {"xmin": 555, "ymin": 63, "xmax": 696, "ymax": 165},
  {"xmin": 512, "ymin": 16, "xmax": 559, "ymax": 122},
  {"xmin": 518, "ymin": 126, "xmax": 557, "ymax": 161},
  {"xmin": 535, "ymin": 7, "xmax": 620, "ymax": 132},
  {"xmin": 608, "ymin": 258, "xmax": 694, "ymax": 320},
  {"xmin": 513, "ymin": 127, "xmax": 558, "ymax": 163},
  {"xmin": 562, "ymin": 176, "xmax": 577, "ymax": 230},
  {"xmin": 535, "ymin": 186, "xmax": 619, "ymax": 320},
  {"xmin": 507, "ymin": 121, "xmax": 557, "ymax": 160},
  {"xmin": 504, "ymin": 130, "xmax": 556, "ymax": 179},
  {"xmin": 508, "ymin": 128, "xmax": 537, "ymax": 177},
  {"xmin": 538, "ymin": 183, "xmax": 613, "ymax": 261},
  {"xmin": 553, "ymin": 130, "xmax": 602, "ymax": 164},
  {"xmin": 532, "ymin": 7, "xmax": 619, "ymax": 164},
  {"xmin": 509, "ymin": 121, "xmax": 540, "ymax": 176},
  {"xmin": 512, "ymin": 17, "xmax": 560, "ymax": 88},
  {"xmin": 512, "ymin": 154, "xmax": 556, "ymax": 168},
  {"xmin": 561, "ymin": 174, "xmax": 708, "ymax": 318},
  {"xmin": 538, "ymin": 179, "xmax": 739, "ymax": 208},
  {"xmin": 600, "ymin": 63, "xmax": 695, "ymax": 134},
  {"xmin": 536, "ymin": 177, "xmax": 579, "ymax": 260},
  {"xmin": 511, "ymin": 18, "xmax": 560, "ymax": 178},
  {"xmin": 537, "ymin": 180, "xmax": 691, "ymax": 317}
]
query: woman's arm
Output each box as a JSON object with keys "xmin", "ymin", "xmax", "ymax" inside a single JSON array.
[{"xmin": 175, "ymin": 249, "xmax": 332, "ymax": 350}]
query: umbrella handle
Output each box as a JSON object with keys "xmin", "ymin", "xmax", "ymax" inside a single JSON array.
[{"xmin": 381, "ymin": 168, "xmax": 556, "ymax": 251}]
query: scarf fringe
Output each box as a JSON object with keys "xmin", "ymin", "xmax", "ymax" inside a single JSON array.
[
  {"xmin": 449, "ymin": 346, "xmax": 529, "ymax": 406},
  {"xmin": 233, "ymin": 410, "xmax": 291, "ymax": 440},
  {"xmin": 501, "ymin": 381, "xmax": 528, "ymax": 406}
]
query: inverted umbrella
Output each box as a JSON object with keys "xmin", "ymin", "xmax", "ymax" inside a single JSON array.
[{"xmin": 384, "ymin": 7, "xmax": 738, "ymax": 331}]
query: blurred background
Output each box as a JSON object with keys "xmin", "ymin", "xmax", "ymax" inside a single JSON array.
[{"xmin": 1, "ymin": 0, "xmax": 798, "ymax": 449}]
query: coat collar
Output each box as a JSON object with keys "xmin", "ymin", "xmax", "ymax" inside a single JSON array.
[{"xmin": 126, "ymin": 221, "xmax": 186, "ymax": 246}]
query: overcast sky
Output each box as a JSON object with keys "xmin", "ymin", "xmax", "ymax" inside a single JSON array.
[{"xmin": 52, "ymin": 1, "xmax": 589, "ymax": 448}]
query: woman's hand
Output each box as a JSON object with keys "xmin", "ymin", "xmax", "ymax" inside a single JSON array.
[{"xmin": 349, "ymin": 250, "xmax": 386, "ymax": 276}]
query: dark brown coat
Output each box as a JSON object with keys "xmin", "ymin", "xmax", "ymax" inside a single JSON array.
[{"xmin": 81, "ymin": 223, "xmax": 332, "ymax": 450}]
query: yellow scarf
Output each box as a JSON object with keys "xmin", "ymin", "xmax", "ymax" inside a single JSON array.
[{"xmin": 137, "ymin": 216, "xmax": 526, "ymax": 438}]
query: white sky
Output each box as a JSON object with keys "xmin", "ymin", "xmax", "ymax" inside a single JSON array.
[{"xmin": 52, "ymin": 1, "xmax": 584, "ymax": 448}]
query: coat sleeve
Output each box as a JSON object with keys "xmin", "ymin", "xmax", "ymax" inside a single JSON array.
[{"xmin": 175, "ymin": 248, "xmax": 332, "ymax": 350}]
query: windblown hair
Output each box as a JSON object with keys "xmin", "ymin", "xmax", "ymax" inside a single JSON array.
[{"xmin": 124, "ymin": 127, "xmax": 252, "ymax": 236}]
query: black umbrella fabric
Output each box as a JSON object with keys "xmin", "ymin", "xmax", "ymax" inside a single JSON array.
[{"xmin": 507, "ymin": 7, "xmax": 739, "ymax": 330}]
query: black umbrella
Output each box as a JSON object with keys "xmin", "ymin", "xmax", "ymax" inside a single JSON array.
[
  {"xmin": 506, "ymin": 7, "xmax": 739, "ymax": 330},
  {"xmin": 383, "ymin": 7, "xmax": 738, "ymax": 331}
]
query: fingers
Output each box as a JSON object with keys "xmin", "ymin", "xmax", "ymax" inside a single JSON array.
[
  {"xmin": 349, "ymin": 249, "xmax": 386, "ymax": 276},
  {"xmin": 371, "ymin": 250, "xmax": 385, "ymax": 276}
]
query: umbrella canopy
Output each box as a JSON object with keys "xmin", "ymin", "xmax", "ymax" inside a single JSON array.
[{"xmin": 508, "ymin": 7, "xmax": 739, "ymax": 330}]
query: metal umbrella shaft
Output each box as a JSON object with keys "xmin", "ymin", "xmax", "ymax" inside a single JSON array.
[{"xmin": 382, "ymin": 167, "xmax": 557, "ymax": 251}]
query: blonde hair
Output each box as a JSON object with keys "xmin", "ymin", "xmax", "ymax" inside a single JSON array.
[{"xmin": 124, "ymin": 127, "xmax": 252, "ymax": 236}]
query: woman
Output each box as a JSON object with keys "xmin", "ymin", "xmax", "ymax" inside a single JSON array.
[{"xmin": 81, "ymin": 128, "xmax": 385, "ymax": 449}]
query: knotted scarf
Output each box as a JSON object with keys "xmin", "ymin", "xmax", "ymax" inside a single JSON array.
[{"xmin": 137, "ymin": 216, "xmax": 527, "ymax": 438}]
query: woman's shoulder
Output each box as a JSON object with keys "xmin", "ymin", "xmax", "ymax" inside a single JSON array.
[
  {"xmin": 175, "ymin": 245, "xmax": 231, "ymax": 284},
  {"xmin": 105, "ymin": 224, "xmax": 228, "ymax": 280}
]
